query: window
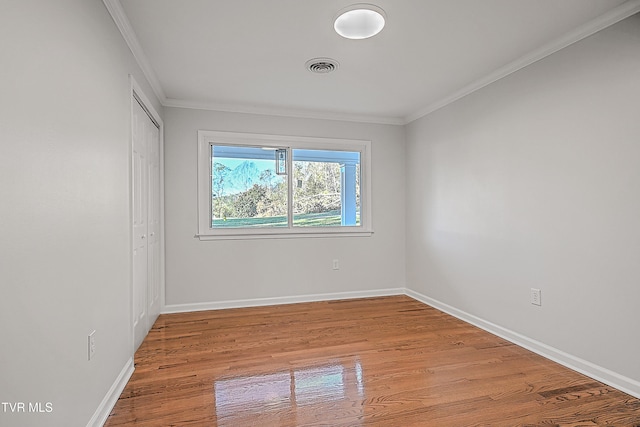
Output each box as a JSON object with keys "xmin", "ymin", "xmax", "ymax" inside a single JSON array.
[{"xmin": 197, "ymin": 131, "xmax": 372, "ymax": 239}]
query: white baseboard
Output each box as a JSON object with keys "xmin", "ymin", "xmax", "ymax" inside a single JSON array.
[
  {"xmin": 86, "ymin": 358, "xmax": 135, "ymax": 427},
  {"xmin": 405, "ymin": 288, "xmax": 640, "ymax": 400},
  {"xmin": 162, "ymin": 287, "xmax": 405, "ymax": 314}
]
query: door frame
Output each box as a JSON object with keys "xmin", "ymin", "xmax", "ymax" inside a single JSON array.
[{"xmin": 129, "ymin": 75, "xmax": 165, "ymax": 354}]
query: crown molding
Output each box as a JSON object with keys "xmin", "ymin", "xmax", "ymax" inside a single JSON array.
[
  {"xmin": 103, "ymin": 0, "xmax": 167, "ymax": 103},
  {"xmin": 105, "ymin": 0, "xmax": 639, "ymax": 126},
  {"xmin": 163, "ymin": 98, "xmax": 406, "ymax": 125},
  {"xmin": 103, "ymin": 0, "xmax": 402, "ymax": 125},
  {"xmin": 103, "ymin": 0, "xmax": 398, "ymax": 125},
  {"xmin": 404, "ymin": 0, "xmax": 640, "ymax": 124}
]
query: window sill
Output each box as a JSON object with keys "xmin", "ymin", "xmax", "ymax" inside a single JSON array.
[{"xmin": 195, "ymin": 229, "xmax": 374, "ymax": 241}]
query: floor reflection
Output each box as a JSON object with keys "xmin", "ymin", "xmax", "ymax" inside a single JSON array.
[{"xmin": 213, "ymin": 359, "xmax": 364, "ymax": 424}]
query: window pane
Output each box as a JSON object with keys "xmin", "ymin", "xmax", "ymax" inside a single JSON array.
[
  {"xmin": 211, "ymin": 145, "xmax": 287, "ymax": 228},
  {"xmin": 292, "ymin": 149, "xmax": 360, "ymax": 227}
]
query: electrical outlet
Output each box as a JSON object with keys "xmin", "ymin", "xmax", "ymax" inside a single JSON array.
[
  {"xmin": 88, "ymin": 330, "xmax": 96, "ymax": 361},
  {"xmin": 531, "ymin": 288, "xmax": 541, "ymax": 306},
  {"xmin": 332, "ymin": 259, "xmax": 339, "ymax": 270}
]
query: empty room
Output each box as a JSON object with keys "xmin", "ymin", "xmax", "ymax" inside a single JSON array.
[{"xmin": 1, "ymin": 0, "xmax": 640, "ymax": 426}]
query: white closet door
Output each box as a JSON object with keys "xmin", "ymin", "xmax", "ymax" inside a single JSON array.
[
  {"xmin": 146, "ymin": 108, "xmax": 161, "ymax": 328},
  {"xmin": 132, "ymin": 98, "xmax": 160, "ymax": 351}
]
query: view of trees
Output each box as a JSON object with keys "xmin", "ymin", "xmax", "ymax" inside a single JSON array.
[
  {"xmin": 293, "ymin": 161, "xmax": 342, "ymax": 215},
  {"xmin": 212, "ymin": 162, "xmax": 286, "ymax": 222},
  {"xmin": 211, "ymin": 160, "xmax": 360, "ymax": 225}
]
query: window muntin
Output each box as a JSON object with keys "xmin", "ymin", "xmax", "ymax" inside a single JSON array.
[{"xmin": 197, "ymin": 131, "xmax": 372, "ymax": 239}]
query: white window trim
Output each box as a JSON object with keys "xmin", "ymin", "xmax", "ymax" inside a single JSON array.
[{"xmin": 196, "ymin": 130, "xmax": 373, "ymax": 240}]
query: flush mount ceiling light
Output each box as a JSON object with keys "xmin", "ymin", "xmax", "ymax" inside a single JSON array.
[{"xmin": 334, "ymin": 4, "xmax": 386, "ymax": 40}]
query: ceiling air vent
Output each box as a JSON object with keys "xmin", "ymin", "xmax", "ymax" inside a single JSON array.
[{"xmin": 305, "ymin": 58, "xmax": 339, "ymax": 74}]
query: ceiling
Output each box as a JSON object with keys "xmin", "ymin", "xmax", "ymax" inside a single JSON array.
[{"xmin": 110, "ymin": 0, "xmax": 637, "ymax": 124}]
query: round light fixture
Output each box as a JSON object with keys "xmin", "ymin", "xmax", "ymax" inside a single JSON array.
[{"xmin": 334, "ymin": 4, "xmax": 386, "ymax": 40}]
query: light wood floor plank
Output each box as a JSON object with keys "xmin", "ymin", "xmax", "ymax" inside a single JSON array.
[{"xmin": 105, "ymin": 295, "xmax": 640, "ymax": 426}]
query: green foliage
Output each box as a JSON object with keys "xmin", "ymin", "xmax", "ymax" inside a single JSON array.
[
  {"xmin": 293, "ymin": 161, "xmax": 341, "ymax": 214},
  {"xmin": 257, "ymin": 170, "xmax": 287, "ymax": 217},
  {"xmin": 212, "ymin": 162, "xmax": 231, "ymax": 219},
  {"xmin": 234, "ymin": 184, "xmax": 266, "ymax": 218}
]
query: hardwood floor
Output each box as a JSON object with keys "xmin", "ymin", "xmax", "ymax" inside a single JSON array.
[{"xmin": 105, "ymin": 296, "xmax": 640, "ymax": 426}]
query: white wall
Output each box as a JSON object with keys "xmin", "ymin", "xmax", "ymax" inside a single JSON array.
[
  {"xmin": 0, "ymin": 1, "xmax": 161, "ymax": 426},
  {"xmin": 406, "ymin": 13, "xmax": 640, "ymax": 391},
  {"xmin": 164, "ymin": 108, "xmax": 405, "ymax": 308}
]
